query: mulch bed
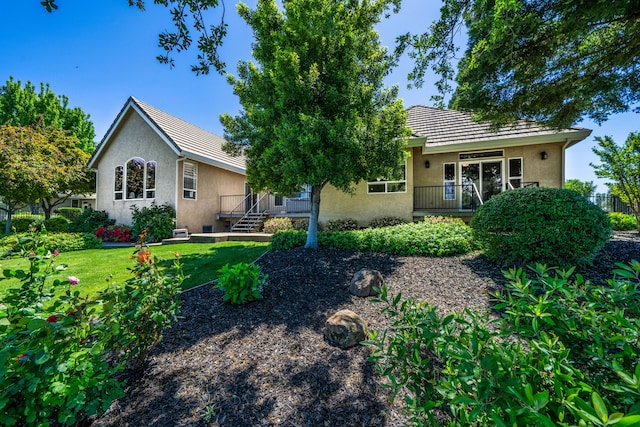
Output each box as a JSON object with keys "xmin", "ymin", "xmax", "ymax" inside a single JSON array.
[{"xmin": 93, "ymin": 232, "xmax": 640, "ymax": 427}]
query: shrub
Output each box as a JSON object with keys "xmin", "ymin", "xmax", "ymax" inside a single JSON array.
[
  {"xmin": 95, "ymin": 225, "xmax": 134, "ymax": 242},
  {"xmin": 292, "ymin": 218, "xmax": 309, "ymax": 231},
  {"xmin": 131, "ymin": 202, "xmax": 176, "ymax": 243},
  {"xmin": 271, "ymin": 221, "xmax": 477, "ymax": 256},
  {"xmin": 1, "ymin": 214, "xmax": 43, "ymax": 234},
  {"xmin": 325, "ymin": 218, "xmax": 358, "ymax": 231},
  {"xmin": 68, "ymin": 208, "xmax": 115, "ymax": 233},
  {"xmin": 56, "ymin": 207, "xmax": 83, "ymax": 221},
  {"xmin": 471, "ymin": 187, "xmax": 611, "ymax": 266},
  {"xmin": 2, "ymin": 232, "xmax": 102, "ymax": 257},
  {"xmin": 369, "ymin": 216, "xmax": 407, "ymax": 228},
  {"xmin": 43, "ymin": 216, "xmax": 70, "ymax": 233},
  {"xmin": 262, "ymin": 217, "xmax": 293, "ymax": 233},
  {"xmin": 366, "ymin": 261, "xmax": 640, "ymax": 426},
  {"xmin": 214, "ymin": 262, "xmax": 268, "ymax": 305},
  {"xmin": 422, "ymin": 215, "xmax": 466, "ymax": 225},
  {"xmin": 609, "ymin": 212, "xmax": 638, "ymax": 231},
  {"xmin": 0, "ymin": 231, "xmax": 184, "ymax": 425}
]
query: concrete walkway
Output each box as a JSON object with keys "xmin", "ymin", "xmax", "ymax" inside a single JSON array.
[{"xmin": 162, "ymin": 232, "xmax": 272, "ymax": 245}]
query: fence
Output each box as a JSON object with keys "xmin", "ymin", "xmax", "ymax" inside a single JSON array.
[{"xmin": 587, "ymin": 194, "xmax": 635, "ymax": 215}]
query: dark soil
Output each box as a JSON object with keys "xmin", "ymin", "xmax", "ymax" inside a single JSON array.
[{"xmin": 93, "ymin": 232, "xmax": 639, "ymax": 427}]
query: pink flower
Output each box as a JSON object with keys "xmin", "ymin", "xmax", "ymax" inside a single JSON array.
[
  {"xmin": 67, "ymin": 276, "xmax": 80, "ymax": 285},
  {"xmin": 53, "ymin": 251, "xmax": 59, "ymax": 256},
  {"xmin": 16, "ymin": 353, "xmax": 29, "ymax": 362},
  {"xmin": 46, "ymin": 315, "xmax": 57, "ymax": 323}
]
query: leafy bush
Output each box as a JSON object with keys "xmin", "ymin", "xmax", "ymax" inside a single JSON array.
[
  {"xmin": 68, "ymin": 208, "xmax": 115, "ymax": 233},
  {"xmin": 262, "ymin": 217, "xmax": 293, "ymax": 233},
  {"xmin": 423, "ymin": 215, "xmax": 466, "ymax": 225},
  {"xmin": 1, "ymin": 214, "xmax": 43, "ymax": 234},
  {"xmin": 0, "ymin": 230, "xmax": 184, "ymax": 425},
  {"xmin": 292, "ymin": 218, "xmax": 309, "ymax": 231},
  {"xmin": 214, "ymin": 262, "xmax": 268, "ymax": 305},
  {"xmin": 369, "ymin": 216, "xmax": 407, "ymax": 228},
  {"xmin": 271, "ymin": 221, "xmax": 477, "ymax": 256},
  {"xmin": 43, "ymin": 216, "xmax": 70, "ymax": 233},
  {"xmin": 366, "ymin": 261, "xmax": 640, "ymax": 426},
  {"xmin": 609, "ymin": 212, "xmax": 639, "ymax": 231},
  {"xmin": 131, "ymin": 202, "xmax": 176, "ymax": 243},
  {"xmin": 95, "ymin": 225, "xmax": 134, "ymax": 242},
  {"xmin": 1, "ymin": 232, "xmax": 102, "ymax": 257},
  {"xmin": 325, "ymin": 217, "xmax": 358, "ymax": 231},
  {"xmin": 56, "ymin": 207, "xmax": 83, "ymax": 220},
  {"xmin": 471, "ymin": 187, "xmax": 611, "ymax": 266}
]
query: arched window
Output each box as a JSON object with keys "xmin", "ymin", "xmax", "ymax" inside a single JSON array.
[
  {"xmin": 114, "ymin": 166, "xmax": 124, "ymax": 200},
  {"xmin": 146, "ymin": 161, "xmax": 156, "ymax": 199},
  {"xmin": 126, "ymin": 157, "xmax": 145, "ymax": 199}
]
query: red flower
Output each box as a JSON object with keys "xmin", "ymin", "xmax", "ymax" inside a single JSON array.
[
  {"xmin": 46, "ymin": 315, "xmax": 57, "ymax": 323},
  {"xmin": 137, "ymin": 249, "xmax": 152, "ymax": 264},
  {"xmin": 16, "ymin": 353, "xmax": 29, "ymax": 362},
  {"xmin": 67, "ymin": 311, "xmax": 77, "ymax": 316}
]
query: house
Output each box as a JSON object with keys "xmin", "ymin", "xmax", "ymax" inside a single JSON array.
[
  {"xmin": 319, "ymin": 105, "xmax": 592, "ymax": 225},
  {"xmin": 88, "ymin": 97, "xmax": 248, "ymax": 233}
]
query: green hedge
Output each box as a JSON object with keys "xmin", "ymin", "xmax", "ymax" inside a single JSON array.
[
  {"xmin": 471, "ymin": 187, "xmax": 611, "ymax": 266},
  {"xmin": 609, "ymin": 212, "xmax": 639, "ymax": 231},
  {"xmin": 271, "ymin": 218, "xmax": 477, "ymax": 256},
  {"xmin": 1, "ymin": 232, "xmax": 102, "ymax": 257}
]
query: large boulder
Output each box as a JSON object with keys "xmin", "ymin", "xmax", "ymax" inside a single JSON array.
[
  {"xmin": 324, "ymin": 309, "xmax": 368, "ymax": 349},
  {"xmin": 349, "ymin": 269, "xmax": 383, "ymax": 297}
]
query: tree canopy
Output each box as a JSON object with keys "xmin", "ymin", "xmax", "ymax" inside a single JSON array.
[
  {"xmin": 0, "ymin": 77, "xmax": 96, "ymax": 154},
  {"xmin": 0, "ymin": 124, "xmax": 90, "ymax": 233},
  {"xmin": 564, "ymin": 179, "xmax": 597, "ymax": 198},
  {"xmin": 220, "ymin": 0, "xmax": 410, "ymax": 248},
  {"xmin": 591, "ymin": 133, "xmax": 640, "ymax": 225},
  {"xmin": 399, "ymin": 0, "xmax": 640, "ymax": 129}
]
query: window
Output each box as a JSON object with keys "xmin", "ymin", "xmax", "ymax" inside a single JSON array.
[
  {"xmin": 274, "ymin": 195, "xmax": 284, "ymax": 206},
  {"xmin": 71, "ymin": 199, "xmax": 80, "ymax": 208},
  {"xmin": 508, "ymin": 158, "xmax": 523, "ymax": 188},
  {"xmin": 183, "ymin": 161, "xmax": 197, "ymax": 199},
  {"xmin": 367, "ymin": 164, "xmax": 406, "ymax": 194},
  {"xmin": 126, "ymin": 157, "xmax": 145, "ymax": 199},
  {"xmin": 114, "ymin": 165, "xmax": 124, "ymax": 200},
  {"xmin": 146, "ymin": 161, "xmax": 156, "ymax": 199},
  {"xmin": 443, "ymin": 163, "xmax": 456, "ymax": 200}
]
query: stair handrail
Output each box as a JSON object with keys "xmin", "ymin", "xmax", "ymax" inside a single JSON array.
[
  {"xmin": 472, "ymin": 183, "xmax": 484, "ymax": 205},
  {"xmin": 229, "ymin": 193, "xmax": 254, "ymax": 216},
  {"xmin": 231, "ymin": 193, "xmax": 269, "ymax": 231}
]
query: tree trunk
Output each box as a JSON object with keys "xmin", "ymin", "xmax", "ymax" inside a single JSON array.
[
  {"xmin": 4, "ymin": 209, "xmax": 12, "ymax": 235},
  {"xmin": 305, "ymin": 184, "xmax": 323, "ymax": 249}
]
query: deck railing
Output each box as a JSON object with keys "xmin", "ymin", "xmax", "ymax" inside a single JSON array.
[
  {"xmin": 413, "ymin": 184, "xmax": 483, "ymax": 211},
  {"xmin": 219, "ymin": 194, "xmax": 311, "ymax": 216}
]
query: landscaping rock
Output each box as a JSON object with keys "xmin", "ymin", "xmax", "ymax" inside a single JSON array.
[
  {"xmin": 324, "ymin": 309, "xmax": 368, "ymax": 349},
  {"xmin": 349, "ymin": 268, "xmax": 383, "ymax": 297}
]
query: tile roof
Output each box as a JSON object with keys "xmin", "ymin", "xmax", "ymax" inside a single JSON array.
[
  {"xmin": 131, "ymin": 97, "xmax": 246, "ymax": 172},
  {"xmin": 407, "ymin": 105, "xmax": 590, "ymax": 147}
]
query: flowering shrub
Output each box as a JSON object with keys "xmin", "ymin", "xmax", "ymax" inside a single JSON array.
[
  {"xmin": 95, "ymin": 225, "xmax": 134, "ymax": 242},
  {"xmin": 262, "ymin": 217, "xmax": 293, "ymax": 233},
  {"xmin": 325, "ymin": 218, "xmax": 358, "ymax": 231},
  {"xmin": 0, "ymin": 229, "xmax": 184, "ymax": 425}
]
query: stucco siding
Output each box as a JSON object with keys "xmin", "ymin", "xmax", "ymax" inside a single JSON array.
[
  {"xmin": 319, "ymin": 153, "xmax": 414, "ymax": 227},
  {"xmin": 93, "ymin": 111, "xmax": 178, "ymax": 226},
  {"xmin": 176, "ymin": 161, "xmax": 246, "ymax": 233}
]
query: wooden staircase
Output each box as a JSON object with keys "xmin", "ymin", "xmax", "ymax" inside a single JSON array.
[{"xmin": 231, "ymin": 212, "xmax": 269, "ymax": 232}]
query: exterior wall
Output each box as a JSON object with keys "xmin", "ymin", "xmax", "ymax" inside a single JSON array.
[
  {"xmin": 176, "ymin": 160, "xmax": 246, "ymax": 233},
  {"xmin": 93, "ymin": 110, "xmax": 178, "ymax": 226},
  {"xmin": 413, "ymin": 141, "xmax": 566, "ymax": 188},
  {"xmin": 319, "ymin": 151, "xmax": 414, "ymax": 227}
]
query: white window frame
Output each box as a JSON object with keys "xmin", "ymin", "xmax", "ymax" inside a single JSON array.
[
  {"xmin": 367, "ymin": 163, "xmax": 407, "ymax": 194},
  {"xmin": 508, "ymin": 157, "xmax": 523, "ymax": 188},
  {"xmin": 183, "ymin": 161, "xmax": 197, "ymax": 200},
  {"xmin": 145, "ymin": 160, "xmax": 157, "ymax": 199},
  {"xmin": 114, "ymin": 165, "xmax": 124, "ymax": 200},
  {"xmin": 443, "ymin": 162, "xmax": 456, "ymax": 200},
  {"xmin": 125, "ymin": 157, "xmax": 145, "ymax": 200}
]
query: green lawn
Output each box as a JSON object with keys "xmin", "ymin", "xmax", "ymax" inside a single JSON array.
[{"xmin": 0, "ymin": 241, "xmax": 270, "ymax": 300}]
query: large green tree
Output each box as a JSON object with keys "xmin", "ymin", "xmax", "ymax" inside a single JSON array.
[
  {"xmin": 397, "ymin": 0, "xmax": 640, "ymax": 129},
  {"xmin": 220, "ymin": 0, "xmax": 410, "ymax": 249},
  {"xmin": 564, "ymin": 179, "xmax": 597, "ymax": 198},
  {"xmin": 591, "ymin": 133, "xmax": 640, "ymax": 227},
  {"xmin": 0, "ymin": 77, "xmax": 96, "ymax": 154}
]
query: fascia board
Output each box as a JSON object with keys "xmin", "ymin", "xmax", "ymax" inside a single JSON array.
[{"xmin": 183, "ymin": 151, "xmax": 247, "ymax": 176}]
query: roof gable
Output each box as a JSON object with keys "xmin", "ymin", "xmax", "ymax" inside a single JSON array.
[
  {"xmin": 88, "ymin": 97, "xmax": 246, "ymax": 174},
  {"xmin": 406, "ymin": 105, "xmax": 591, "ymax": 151}
]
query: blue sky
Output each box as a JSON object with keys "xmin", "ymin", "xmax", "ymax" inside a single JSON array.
[{"xmin": 1, "ymin": 1, "xmax": 637, "ymax": 192}]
